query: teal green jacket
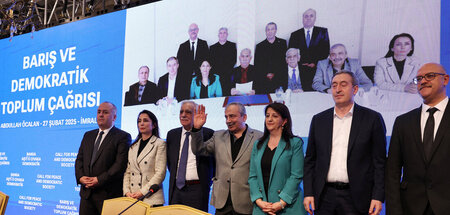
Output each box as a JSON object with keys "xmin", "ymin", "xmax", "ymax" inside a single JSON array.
[
  {"xmin": 190, "ymin": 74, "xmax": 223, "ymax": 99},
  {"xmin": 248, "ymin": 137, "xmax": 306, "ymax": 215}
]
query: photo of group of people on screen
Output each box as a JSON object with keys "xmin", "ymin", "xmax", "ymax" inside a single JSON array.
[
  {"xmin": 77, "ymin": 59, "xmax": 449, "ymax": 215},
  {"xmin": 124, "ymin": 8, "xmax": 422, "ymax": 107}
]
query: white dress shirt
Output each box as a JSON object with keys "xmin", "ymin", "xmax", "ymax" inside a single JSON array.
[
  {"xmin": 288, "ymin": 66, "xmax": 300, "ymax": 82},
  {"xmin": 190, "ymin": 38, "xmax": 198, "ymax": 60},
  {"xmin": 327, "ymin": 104, "xmax": 354, "ymax": 183},
  {"xmin": 177, "ymin": 128, "xmax": 199, "ymax": 180},
  {"xmin": 421, "ymin": 97, "xmax": 449, "ymax": 140},
  {"xmin": 167, "ymin": 74, "xmax": 177, "ymax": 99},
  {"xmin": 304, "ymin": 26, "xmax": 314, "ymax": 40},
  {"xmin": 96, "ymin": 126, "xmax": 113, "ymax": 148}
]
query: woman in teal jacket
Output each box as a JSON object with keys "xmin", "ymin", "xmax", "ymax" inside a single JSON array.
[
  {"xmin": 249, "ymin": 102, "xmax": 305, "ymax": 215},
  {"xmin": 190, "ymin": 60, "xmax": 223, "ymax": 99}
]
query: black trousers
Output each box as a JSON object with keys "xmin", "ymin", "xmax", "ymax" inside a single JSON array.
[
  {"xmin": 215, "ymin": 194, "xmax": 251, "ymax": 215},
  {"xmin": 315, "ymin": 185, "xmax": 364, "ymax": 215},
  {"xmin": 171, "ymin": 183, "xmax": 208, "ymax": 212},
  {"xmin": 79, "ymin": 197, "xmax": 103, "ymax": 215},
  {"xmin": 423, "ymin": 201, "xmax": 435, "ymax": 215}
]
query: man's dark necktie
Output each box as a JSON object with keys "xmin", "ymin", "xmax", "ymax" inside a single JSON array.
[
  {"xmin": 306, "ymin": 30, "xmax": 311, "ymax": 48},
  {"xmin": 90, "ymin": 131, "xmax": 104, "ymax": 167},
  {"xmin": 191, "ymin": 42, "xmax": 195, "ymax": 61},
  {"xmin": 292, "ymin": 68, "xmax": 297, "ymax": 84},
  {"xmin": 176, "ymin": 132, "xmax": 190, "ymax": 189},
  {"xmin": 241, "ymin": 68, "xmax": 248, "ymax": 83},
  {"xmin": 423, "ymin": 107, "xmax": 438, "ymax": 161}
]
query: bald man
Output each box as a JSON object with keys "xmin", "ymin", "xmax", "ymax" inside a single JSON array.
[
  {"xmin": 289, "ymin": 8, "xmax": 330, "ymax": 91},
  {"xmin": 75, "ymin": 102, "xmax": 131, "ymax": 215},
  {"xmin": 386, "ymin": 63, "xmax": 450, "ymax": 215},
  {"xmin": 176, "ymin": 23, "xmax": 210, "ymax": 86}
]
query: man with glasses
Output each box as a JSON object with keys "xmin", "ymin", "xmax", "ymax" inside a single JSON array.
[{"xmin": 386, "ymin": 63, "xmax": 450, "ymax": 215}]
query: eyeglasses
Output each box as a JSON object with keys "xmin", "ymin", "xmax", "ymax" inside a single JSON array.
[{"xmin": 413, "ymin": 73, "xmax": 446, "ymax": 84}]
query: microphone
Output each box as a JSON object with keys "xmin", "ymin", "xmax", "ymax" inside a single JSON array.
[
  {"xmin": 119, "ymin": 184, "xmax": 160, "ymax": 215},
  {"xmin": 138, "ymin": 184, "xmax": 159, "ymax": 201}
]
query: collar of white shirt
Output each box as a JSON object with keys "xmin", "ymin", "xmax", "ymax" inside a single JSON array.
[
  {"xmin": 422, "ymin": 97, "xmax": 449, "ymax": 114},
  {"xmin": 288, "ymin": 66, "xmax": 300, "ymax": 79},
  {"xmin": 304, "ymin": 26, "xmax": 314, "ymax": 36},
  {"xmin": 334, "ymin": 103, "xmax": 354, "ymax": 119}
]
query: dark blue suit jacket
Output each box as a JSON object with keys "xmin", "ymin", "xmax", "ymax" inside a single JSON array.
[
  {"xmin": 386, "ymin": 102, "xmax": 450, "ymax": 215},
  {"xmin": 166, "ymin": 127, "xmax": 214, "ymax": 212},
  {"xmin": 75, "ymin": 126, "xmax": 131, "ymax": 200},
  {"xmin": 157, "ymin": 73, "xmax": 190, "ymax": 101},
  {"xmin": 304, "ymin": 104, "xmax": 386, "ymax": 213},
  {"xmin": 288, "ymin": 26, "xmax": 330, "ymax": 65}
]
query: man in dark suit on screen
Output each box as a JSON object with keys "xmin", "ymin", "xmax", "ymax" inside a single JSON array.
[
  {"xmin": 124, "ymin": 66, "xmax": 162, "ymax": 106},
  {"xmin": 158, "ymin": 57, "xmax": 190, "ymax": 101},
  {"xmin": 386, "ymin": 63, "xmax": 450, "ymax": 215},
  {"xmin": 229, "ymin": 48, "xmax": 257, "ymax": 96},
  {"xmin": 210, "ymin": 27, "xmax": 237, "ymax": 93},
  {"xmin": 304, "ymin": 71, "xmax": 386, "ymax": 215},
  {"xmin": 75, "ymin": 102, "xmax": 131, "ymax": 215},
  {"xmin": 254, "ymin": 22, "xmax": 288, "ymax": 94},
  {"xmin": 166, "ymin": 101, "xmax": 214, "ymax": 212},
  {"xmin": 177, "ymin": 23, "xmax": 209, "ymax": 79},
  {"xmin": 289, "ymin": 8, "xmax": 330, "ymax": 91}
]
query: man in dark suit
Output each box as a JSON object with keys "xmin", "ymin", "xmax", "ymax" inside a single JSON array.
[
  {"xmin": 177, "ymin": 23, "xmax": 209, "ymax": 79},
  {"xmin": 285, "ymin": 48, "xmax": 303, "ymax": 92},
  {"xmin": 304, "ymin": 71, "xmax": 386, "ymax": 215},
  {"xmin": 254, "ymin": 22, "xmax": 288, "ymax": 94},
  {"xmin": 157, "ymin": 57, "xmax": 190, "ymax": 101},
  {"xmin": 75, "ymin": 102, "xmax": 131, "ymax": 215},
  {"xmin": 289, "ymin": 8, "xmax": 330, "ymax": 91},
  {"xmin": 386, "ymin": 63, "xmax": 450, "ymax": 215},
  {"xmin": 229, "ymin": 48, "xmax": 257, "ymax": 96},
  {"xmin": 124, "ymin": 66, "xmax": 162, "ymax": 106},
  {"xmin": 210, "ymin": 27, "xmax": 237, "ymax": 93},
  {"xmin": 166, "ymin": 101, "xmax": 214, "ymax": 212}
]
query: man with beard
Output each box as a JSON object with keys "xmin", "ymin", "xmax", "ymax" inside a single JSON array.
[{"xmin": 386, "ymin": 63, "xmax": 450, "ymax": 215}]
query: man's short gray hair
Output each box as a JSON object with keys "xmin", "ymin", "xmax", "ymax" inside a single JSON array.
[
  {"xmin": 240, "ymin": 48, "xmax": 252, "ymax": 56},
  {"xmin": 226, "ymin": 102, "xmax": 246, "ymax": 116},
  {"xmin": 219, "ymin": 27, "xmax": 228, "ymax": 33},
  {"xmin": 330, "ymin": 43, "xmax": 347, "ymax": 53},
  {"xmin": 181, "ymin": 100, "xmax": 197, "ymax": 109},
  {"xmin": 286, "ymin": 48, "xmax": 300, "ymax": 58},
  {"xmin": 266, "ymin": 22, "xmax": 277, "ymax": 30},
  {"xmin": 303, "ymin": 8, "xmax": 317, "ymax": 16}
]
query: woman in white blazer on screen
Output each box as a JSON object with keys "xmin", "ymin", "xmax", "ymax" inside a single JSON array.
[
  {"xmin": 123, "ymin": 110, "xmax": 166, "ymax": 206},
  {"xmin": 374, "ymin": 33, "xmax": 421, "ymax": 93}
]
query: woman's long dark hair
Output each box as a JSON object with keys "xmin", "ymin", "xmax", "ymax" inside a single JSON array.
[
  {"xmin": 384, "ymin": 33, "xmax": 415, "ymax": 58},
  {"xmin": 195, "ymin": 60, "xmax": 216, "ymax": 86},
  {"xmin": 133, "ymin": 110, "xmax": 160, "ymax": 144},
  {"xmin": 257, "ymin": 102, "xmax": 296, "ymax": 149}
]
